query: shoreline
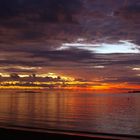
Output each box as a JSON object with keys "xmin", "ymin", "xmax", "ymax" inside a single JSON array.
[{"xmin": 0, "ymin": 126, "xmax": 139, "ymax": 140}]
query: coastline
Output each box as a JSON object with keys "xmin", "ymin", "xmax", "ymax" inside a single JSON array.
[{"xmin": 0, "ymin": 126, "xmax": 139, "ymax": 140}]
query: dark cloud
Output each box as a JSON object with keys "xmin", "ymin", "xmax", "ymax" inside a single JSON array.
[
  {"xmin": 0, "ymin": 0, "xmax": 83, "ymax": 44},
  {"xmin": 0, "ymin": 0, "xmax": 82, "ymax": 23},
  {"xmin": 17, "ymin": 31, "xmax": 46, "ymax": 41},
  {"xmin": 97, "ymin": 54, "xmax": 140, "ymax": 66},
  {"xmin": 0, "ymin": 59, "xmax": 48, "ymax": 67},
  {"xmin": 30, "ymin": 48, "xmax": 93, "ymax": 62},
  {"xmin": 104, "ymin": 76, "xmax": 140, "ymax": 84},
  {"xmin": 0, "ymin": 0, "xmax": 140, "ymax": 44},
  {"xmin": 3, "ymin": 68, "xmax": 36, "ymax": 73},
  {"xmin": 0, "ymin": 0, "xmax": 140, "ymax": 86},
  {"xmin": 114, "ymin": 4, "xmax": 140, "ymax": 22}
]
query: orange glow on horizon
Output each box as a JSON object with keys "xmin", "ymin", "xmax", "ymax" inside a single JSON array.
[
  {"xmin": 0, "ymin": 72, "xmax": 140, "ymax": 92},
  {"xmin": 0, "ymin": 82, "xmax": 140, "ymax": 93}
]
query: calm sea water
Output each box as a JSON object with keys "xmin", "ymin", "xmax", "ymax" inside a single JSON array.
[{"xmin": 0, "ymin": 89, "xmax": 140, "ymax": 136}]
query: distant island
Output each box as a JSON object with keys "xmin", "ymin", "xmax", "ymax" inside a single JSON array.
[{"xmin": 128, "ymin": 90, "xmax": 140, "ymax": 93}]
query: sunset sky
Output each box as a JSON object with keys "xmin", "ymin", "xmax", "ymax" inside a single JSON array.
[{"xmin": 0, "ymin": 0, "xmax": 140, "ymax": 91}]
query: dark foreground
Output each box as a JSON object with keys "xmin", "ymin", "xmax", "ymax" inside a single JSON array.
[{"xmin": 0, "ymin": 127, "xmax": 140, "ymax": 140}]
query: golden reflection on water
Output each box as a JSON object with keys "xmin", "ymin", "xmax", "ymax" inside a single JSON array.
[{"xmin": 0, "ymin": 89, "xmax": 140, "ymax": 135}]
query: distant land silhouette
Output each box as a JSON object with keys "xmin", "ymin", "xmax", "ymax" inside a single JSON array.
[{"xmin": 128, "ymin": 90, "xmax": 140, "ymax": 93}]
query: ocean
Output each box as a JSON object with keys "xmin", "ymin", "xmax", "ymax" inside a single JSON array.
[{"xmin": 0, "ymin": 89, "xmax": 140, "ymax": 136}]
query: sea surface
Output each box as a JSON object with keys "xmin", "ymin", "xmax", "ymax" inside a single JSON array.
[{"xmin": 0, "ymin": 89, "xmax": 140, "ymax": 136}]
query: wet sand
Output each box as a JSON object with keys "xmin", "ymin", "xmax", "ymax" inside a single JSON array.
[{"xmin": 0, "ymin": 127, "xmax": 139, "ymax": 140}]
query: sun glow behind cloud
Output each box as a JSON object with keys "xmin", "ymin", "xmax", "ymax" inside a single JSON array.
[
  {"xmin": 59, "ymin": 40, "xmax": 140, "ymax": 54},
  {"xmin": 0, "ymin": 72, "xmax": 74, "ymax": 81},
  {"xmin": 0, "ymin": 70, "xmax": 140, "ymax": 92},
  {"xmin": 0, "ymin": 73, "xmax": 9, "ymax": 77},
  {"xmin": 36, "ymin": 72, "xmax": 74, "ymax": 81},
  {"xmin": 133, "ymin": 68, "xmax": 140, "ymax": 71}
]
